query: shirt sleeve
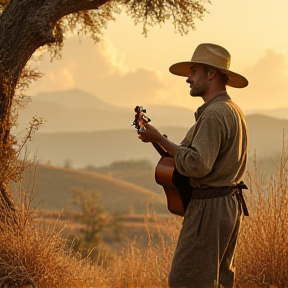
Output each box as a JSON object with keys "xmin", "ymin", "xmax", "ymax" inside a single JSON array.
[{"xmin": 174, "ymin": 114, "xmax": 224, "ymax": 178}]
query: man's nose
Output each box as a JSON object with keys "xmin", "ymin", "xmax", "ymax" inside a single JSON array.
[{"xmin": 186, "ymin": 76, "xmax": 191, "ymax": 83}]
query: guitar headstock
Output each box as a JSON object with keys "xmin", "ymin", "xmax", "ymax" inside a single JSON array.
[{"xmin": 132, "ymin": 106, "xmax": 151, "ymax": 131}]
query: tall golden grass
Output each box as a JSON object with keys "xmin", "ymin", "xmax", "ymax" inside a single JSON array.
[
  {"xmin": 0, "ymin": 165, "xmax": 98, "ymax": 288},
  {"xmin": 236, "ymin": 144, "xmax": 288, "ymax": 288},
  {"xmin": 1, "ymin": 145, "xmax": 288, "ymax": 287}
]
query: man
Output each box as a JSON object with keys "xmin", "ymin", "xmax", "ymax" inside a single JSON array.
[{"xmin": 137, "ymin": 43, "xmax": 249, "ymax": 288}]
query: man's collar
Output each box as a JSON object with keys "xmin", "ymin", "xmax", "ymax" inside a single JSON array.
[{"xmin": 195, "ymin": 92, "xmax": 231, "ymax": 120}]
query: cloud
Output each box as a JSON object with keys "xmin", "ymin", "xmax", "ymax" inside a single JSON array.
[
  {"xmin": 97, "ymin": 37, "xmax": 129, "ymax": 75},
  {"xmin": 27, "ymin": 36, "xmax": 165, "ymax": 107},
  {"xmin": 44, "ymin": 64, "xmax": 76, "ymax": 90},
  {"xmin": 232, "ymin": 49, "xmax": 288, "ymax": 109},
  {"xmin": 26, "ymin": 36, "xmax": 288, "ymax": 110}
]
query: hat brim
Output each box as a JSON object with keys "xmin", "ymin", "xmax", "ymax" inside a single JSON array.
[{"xmin": 169, "ymin": 61, "xmax": 248, "ymax": 88}]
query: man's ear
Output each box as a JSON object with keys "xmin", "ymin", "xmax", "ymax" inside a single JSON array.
[{"xmin": 208, "ymin": 69, "xmax": 216, "ymax": 77}]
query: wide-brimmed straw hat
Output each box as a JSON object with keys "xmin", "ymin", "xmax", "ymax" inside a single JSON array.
[{"xmin": 169, "ymin": 43, "xmax": 248, "ymax": 88}]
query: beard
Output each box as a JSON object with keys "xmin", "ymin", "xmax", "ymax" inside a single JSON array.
[{"xmin": 189, "ymin": 81, "xmax": 209, "ymax": 97}]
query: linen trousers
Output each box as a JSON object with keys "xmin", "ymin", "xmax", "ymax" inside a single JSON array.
[{"xmin": 168, "ymin": 193, "xmax": 242, "ymax": 288}]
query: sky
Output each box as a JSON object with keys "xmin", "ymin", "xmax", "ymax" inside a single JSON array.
[{"xmin": 26, "ymin": 0, "xmax": 288, "ymax": 112}]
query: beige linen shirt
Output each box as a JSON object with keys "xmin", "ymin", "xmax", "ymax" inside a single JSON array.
[{"xmin": 174, "ymin": 93, "xmax": 248, "ymax": 188}]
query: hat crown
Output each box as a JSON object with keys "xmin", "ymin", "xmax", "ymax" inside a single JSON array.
[{"xmin": 192, "ymin": 43, "xmax": 231, "ymax": 70}]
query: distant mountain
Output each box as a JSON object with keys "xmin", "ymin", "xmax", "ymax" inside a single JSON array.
[
  {"xmin": 21, "ymin": 114, "xmax": 288, "ymax": 168},
  {"xmin": 245, "ymin": 108, "xmax": 288, "ymax": 120},
  {"xmin": 32, "ymin": 89, "xmax": 122, "ymax": 110},
  {"xmin": 15, "ymin": 88, "xmax": 288, "ymax": 168},
  {"xmin": 23, "ymin": 127, "xmax": 186, "ymax": 167},
  {"xmin": 246, "ymin": 114, "xmax": 288, "ymax": 159},
  {"xmin": 16, "ymin": 89, "xmax": 288, "ymax": 134},
  {"xmin": 15, "ymin": 89, "xmax": 194, "ymax": 133}
]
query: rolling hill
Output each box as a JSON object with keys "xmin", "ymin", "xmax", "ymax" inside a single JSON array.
[{"xmin": 13, "ymin": 164, "xmax": 167, "ymax": 215}]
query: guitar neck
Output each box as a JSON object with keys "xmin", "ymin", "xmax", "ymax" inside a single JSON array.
[
  {"xmin": 152, "ymin": 142, "xmax": 170, "ymax": 157},
  {"xmin": 132, "ymin": 106, "xmax": 170, "ymax": 158}
]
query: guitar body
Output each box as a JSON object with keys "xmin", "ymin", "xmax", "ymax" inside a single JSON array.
[{"xmin": 155, "ymin": 157, "xmax": 192, "ymax": 217}]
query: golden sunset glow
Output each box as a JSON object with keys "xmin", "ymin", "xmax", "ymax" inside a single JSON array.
[{"xmin": 27, "ymin": 0, "xmax": 288, "ymax": 111}]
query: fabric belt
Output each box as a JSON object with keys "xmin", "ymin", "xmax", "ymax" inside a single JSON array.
[{"xmin": 191, "ymin": 181, "xmax": 249, "ymax": 216}]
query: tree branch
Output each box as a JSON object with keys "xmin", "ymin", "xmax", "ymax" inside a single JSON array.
[{"xmin": 48, "ymin": 0, "xmax": 111, "ymax": 23}]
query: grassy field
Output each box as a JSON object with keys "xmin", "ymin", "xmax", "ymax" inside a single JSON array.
[{"xmin": 2, "ymin": 154, "xmax": 288, "ymax": 287}]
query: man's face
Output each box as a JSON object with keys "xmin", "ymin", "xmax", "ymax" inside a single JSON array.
[{"xmin": 186, "ymin": 64, "xmax": 209, "ymax": 97}]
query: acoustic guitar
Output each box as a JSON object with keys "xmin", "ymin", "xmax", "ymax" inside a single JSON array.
[{"xmin": 132, "ymin": 106, "xmax": 191, "ymax": 217}]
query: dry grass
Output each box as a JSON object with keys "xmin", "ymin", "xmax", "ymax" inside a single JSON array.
[
  {"xmin": 236, "ymin": 147, "xmax": 288, "ymax": 288},
  {"xmin": 0, "ymin": 164, "xmax": 99, "ymax": 288},
  {"xmin": 0, "ymin": 206, "xmax": 99, "ymax": 287},
  {"xmin": 99, "ymin": 215, "xmax": 181, "ymax": 288},
  {"xmin": 0, "ymin": 203, "xmax": 180, "ymax": 287}
]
